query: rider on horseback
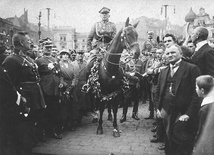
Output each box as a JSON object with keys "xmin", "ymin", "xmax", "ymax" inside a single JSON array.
[
  {"xmin": 86, "ymin": 7, "xmax": 117, "ymax": 57},
  {"xmin": 85, "ymin": 7, "xmax": 117, "ymax": 122}
]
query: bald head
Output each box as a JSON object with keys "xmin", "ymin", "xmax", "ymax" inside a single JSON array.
[{"xmin": 191, "ymin": 27, "xmax": 209, "ymax": 44}]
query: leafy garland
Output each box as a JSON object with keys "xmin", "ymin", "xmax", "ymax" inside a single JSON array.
[{"xmin": 82, "ymin": 58, "xmax": 129, "ymax": 102}]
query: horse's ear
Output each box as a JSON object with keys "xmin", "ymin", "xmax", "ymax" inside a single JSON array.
[
  {"xmin": 125, "ymin": 17, "xmax": 130, "ymax": 27},
  {"xmin": 133, "ymin": 21, "xmax": 140, "ymax": 28}
]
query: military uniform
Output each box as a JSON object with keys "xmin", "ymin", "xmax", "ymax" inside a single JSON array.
[
  {"xmin": 35, "ymin": 54, "xmax": 62, "ymax": 137},
  {"xmin": 2, "ymin": 53, "xmax": 46, "ymax": 155},
  {"xmin": 142, "ymin": 31, "xmax": 158, "ymax": 55},
  {"xmin": 120, "ymin": 58, "xmax": 144, "ymax": 122},
  {"xmin": 87, "ymin": 7, "xmax": 117, "ymax": 52},
  {"xmin": 87, "ymin": 21, "xmax": 116, "ymax": 52},
  {"xmin": 142, "ymin": 39, "xmax": 158, "ymax": 54}
]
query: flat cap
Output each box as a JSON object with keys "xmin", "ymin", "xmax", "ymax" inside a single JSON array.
[{"xmin": 99, "ymin": 7, "xmax": 110, "ymax": 14}]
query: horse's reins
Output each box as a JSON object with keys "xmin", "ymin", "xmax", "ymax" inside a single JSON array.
[{"xmin": 105, "ymin": 27, "xmax": 139, "ymax": 66}]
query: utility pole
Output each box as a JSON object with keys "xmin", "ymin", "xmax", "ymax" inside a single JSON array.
[
  {"xmin": 46, "ymin": 8, "xmax": 51, "ymax": 33},
  {"xmin": 38, "ymin": 11, "xmax": 41, "ymax": 40},
  {"xmin": 161, "ymin": 5, "xmax": 175, "ymax": 34}
]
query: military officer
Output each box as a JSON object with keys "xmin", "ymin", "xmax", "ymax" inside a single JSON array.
[
  {"xmin": 35, "ymin": 39, "xmax": 62, "ymax": 139},
  {"xmin": 142, "ymin": 31, "xmax": 158, "ymax": 55},
  {"xmin": 2, "ymin": 31, "xmax": 46, "ymax": 155},
  {"xmin": 87, "ymin": 7, "xmax": 117, "ymax": 54}
]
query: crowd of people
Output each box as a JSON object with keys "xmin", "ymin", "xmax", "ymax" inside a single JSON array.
[{"xmin": 1, "ymin": 6, "xmax": 214, "ymax": 155}]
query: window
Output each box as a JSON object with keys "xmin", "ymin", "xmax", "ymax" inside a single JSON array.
[{"xmin": 60, "ymin": 34, "xmax": 67, "ymax": 42}]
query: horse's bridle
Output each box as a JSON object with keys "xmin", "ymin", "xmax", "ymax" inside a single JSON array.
[{"xmin": 122, "ymin": 26, "xmax": 139, "ymax": 51}]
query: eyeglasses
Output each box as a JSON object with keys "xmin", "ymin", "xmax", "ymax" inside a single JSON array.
[{"xmin": 164, "ymin": 40, "xmax": 172, "ymax": 43}]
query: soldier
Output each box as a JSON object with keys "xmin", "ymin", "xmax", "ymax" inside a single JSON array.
[
  {"xmin": 2, "ymin": 31, "xmax": 46, "ymax": 155},
  {"xmin": 87, "ymin": 7, "xmax": 117, "ymax": 55},
  {"xmin": 35, "ymin": 39, "xmax": 62, "ymax": 139},
  {"xmin": 120, "ymin": 50, "xmax": 144, "ymax": 123},
  {"xmin": 142, "ymin": 31, "xmax": 158, "ymax": 55}
]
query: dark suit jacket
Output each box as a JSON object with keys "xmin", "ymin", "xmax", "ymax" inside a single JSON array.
[
  {"xmin": 191, "ymin": 43, "xmax": 214, "ymax": 76},
  {"xmin": 194, "ymin": 102, "xmax": 214, "ymax": 155},
  {"xmin": 155, "ymin": 60, "xmax": 201, "ymax": 119}
]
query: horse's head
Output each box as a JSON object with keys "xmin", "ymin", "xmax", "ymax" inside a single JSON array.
[{"xmin": 121, "ymin": 18, "xmax": 140, "ymax": 58}]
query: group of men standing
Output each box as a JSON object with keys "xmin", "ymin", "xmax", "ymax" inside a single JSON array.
[{"xmin": 1, "ymin": 6, "xmax": 214, "ymax": 155}]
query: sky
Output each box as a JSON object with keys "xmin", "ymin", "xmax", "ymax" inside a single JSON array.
[{"xmin": 0, "ymin": 0, "xmax": 214, "ymax": 32}]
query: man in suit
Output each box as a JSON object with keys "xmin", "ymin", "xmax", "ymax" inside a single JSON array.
[
  {"xmin": 191, "ymin": 27, "xmax": 214, "ymax": 76},
  {"xmin": 72, "ymin": 50, "xmax": 92, "ymax": 123},
  {"xmin": 155, "ymin": 44, "xmax": 201, "ymax": 155}
]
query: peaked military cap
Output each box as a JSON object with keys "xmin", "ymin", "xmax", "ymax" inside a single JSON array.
[
  {"xmin": 77, "ymin": 50, "xmax": 85, "ymax": 54},
  {"xmin": 99, "ymin": 7, "xmax": 110, "ymax": 14}
]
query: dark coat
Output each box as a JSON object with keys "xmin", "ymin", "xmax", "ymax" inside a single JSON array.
[
  {"xmin": 156, "ymin": 60, "xmax": 201, "ymax": 119},
  {"xmin": 72, "ymin": 60, "xmax": 91, "ymax": 110},
  {"xmin": 0, "ymin": 66, "xmax": 19, "ymax": 120},
  {"xmin": 194, "ymin": 103, "xmax": 214, "ymax": 155},
  {"xmin": 191, "ymin": 43, "xmax": 214, "ymax": 76},
  {"xmin": 35, "ymin": 56, "xmax": 60, "ymax": 96},
  {"xmin": 2, "ymin": 54, "xmax": 46, "ymax": 109}
]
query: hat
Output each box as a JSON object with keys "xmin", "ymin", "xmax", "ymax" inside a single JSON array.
[
  {"xmin": 59, "ymin": 49, "xmax": 70, "ymax": 55},
  {"xmin": 77, "ymin": 50, "xmax": 85, "ymax": 54},
  {"xmin": 170, "ymin": 119, "xmax": 196, "ymax": 145},
  {"xmin": 43, "ymin": 40, "xmax": 53, "ymax": 47},
  {"xmin": 99, "ymin": 7, "xmax": 110, "ymax": 14},
  {"xmin": 147, "ymin": 31, "xmax": 154, "ymax": 35}
]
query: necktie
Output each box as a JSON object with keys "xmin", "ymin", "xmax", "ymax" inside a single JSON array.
[
  {"xmin": 170, "ymin": 62, "xmax": 180, "ymax": 77},
  {"xmin": 170, "ymin": 65, "xmax": 175, "ymax": 77}
]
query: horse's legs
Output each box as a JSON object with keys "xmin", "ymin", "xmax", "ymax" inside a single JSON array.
[
  {"xmin": 107, "ymin": 103, "xmax": 113, "ymax": 121},
  {"xmin": 112, "ymin": 100, "xmax": 120, "ymax": 137},
  {"xmin": 96, "ymin": 102, "xmax": 105, "ymax": 134}
]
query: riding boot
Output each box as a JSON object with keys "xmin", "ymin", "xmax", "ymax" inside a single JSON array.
[
  {"xmin": 120, "ymin": 114, "xmax": 126, "ymax": 123},
  {"xmin": 145, "ymin": 111, "xmax": 154, "ymax": 119},
  {"xmin": 132, "ymin": 112, "xmax": 140, "ymax": 120}
]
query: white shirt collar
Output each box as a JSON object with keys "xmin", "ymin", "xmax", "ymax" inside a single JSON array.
[
  {"xmin": 201, "ymin": 88, "xmax": 214, "ymax": 107},
  {"xmin": 195, "ymin": 40, "xmax": 208, "ymax": 51},
  {"xmin": 170, "ymin": 59, "xmax": 182, "ymax": 68}
]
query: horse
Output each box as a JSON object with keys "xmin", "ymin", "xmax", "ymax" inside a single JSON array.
[{"xmin": 86, "ymin": 17, "xmax": 140, "ymax": 137}]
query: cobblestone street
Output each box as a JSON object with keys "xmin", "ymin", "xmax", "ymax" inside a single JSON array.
[{"xmin": 33, "ymin": 103, "xmax": 165, "ymax": 155}]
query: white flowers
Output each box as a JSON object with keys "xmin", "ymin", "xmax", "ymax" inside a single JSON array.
[{"xmin": 48, "ymin": 63, "xmax": 55, "ymax": 70}]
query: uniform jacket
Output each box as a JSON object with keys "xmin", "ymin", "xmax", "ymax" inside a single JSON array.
[
  {"xmin": 0, "ymin": 66, "xmax": 19, "ymax": 119},
  {"xmin": 87, "ymin": 20, "xmax": 116, "ymax": 52},
  {"xmin": 35, "ymin": 55, "xmax": 60, "ymax": 96},
  {"xmin": 3, "ymin": 54, "xmax": 46, "ymax": 109},
  {"xmin": 191, "ymin": 43, "xmax": 214, "ymax": 76},
  {"xmin": 141, "ymin": 39, "xmax": 158, "ymax": 54},
  {"xmin": 124, "ymin": 58, "xmax": 144, "ymax": 86},
  {"xmin": 155, "ymin": 60, "xmax": 201, "ymax": 118}
]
